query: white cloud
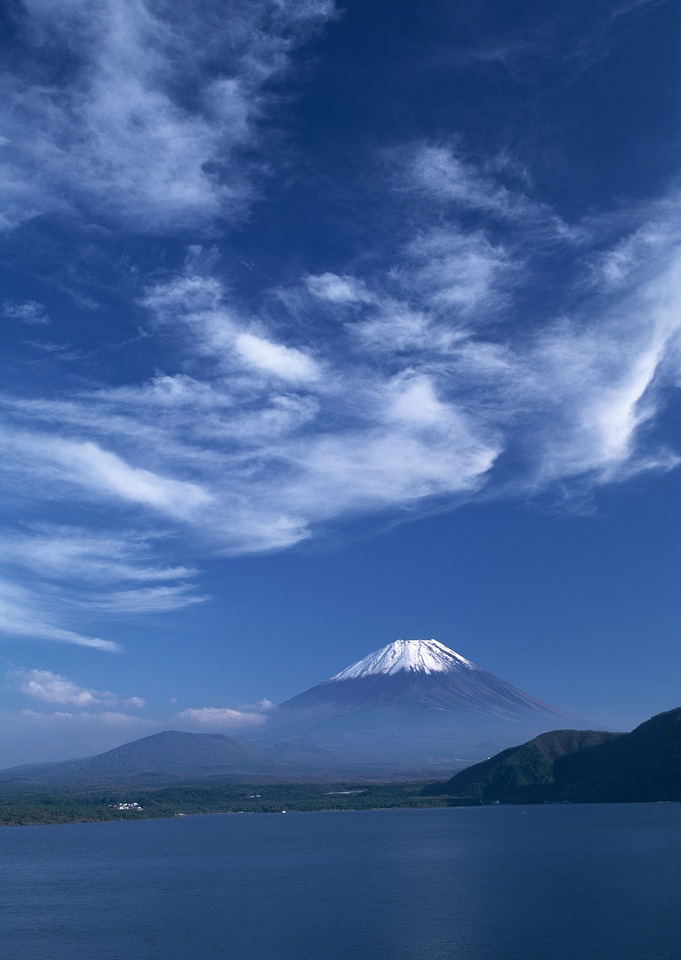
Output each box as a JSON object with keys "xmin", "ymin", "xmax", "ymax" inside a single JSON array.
[
  {"xmin": 175, "ymin": 704, "xmax": 271, "ymax": 730},
  {"xmin": 389, "ymin": 375, "xmax": 451, "ymax": 425},
  {"xmin": 144, "ymin": 274, "xmax": 227, "ymax": 319},
  {"xmin": 235, "ymin": 332, "xmax": 321, "ymax": 382},
  {"xmin": 352, "ymin": 303, "xmax": 443, "ymax": 353},
  {"xmin": 306, "ymin": 272, "xmax": 374, "ymax": 304},
  {"xmin": 14, "ymin": 669, "xmax": 102, "ymax": 706},
  {"xmin": 125, "ymin": 697, "xmax": 146, "ymax": 709},
  {"xmin": 12, "ymin": 667, "xmax": 143, "ymax": 709},
  {"xmin": 144, "ymin": 271, "xmax": 322, "ymax": 385},
  {"xmin": 59, "ymin": 440, "xmax": 213, "ymax": 517},
  {"xmin": 305, "ymin": 427, "xmax": 496, "ymax": 511}
]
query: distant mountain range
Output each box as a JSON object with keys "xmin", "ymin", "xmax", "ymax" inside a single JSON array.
[
  {"xmin": 0, "ymin": 639, "xmax": 594, "ymax": 782},
  {"xmin": 424, "ymin": 707, "xmax": 681, "ymax": 803},
  {"xmin": 0, "ymin": 731, "xmax": 290, "ymax": 783}
]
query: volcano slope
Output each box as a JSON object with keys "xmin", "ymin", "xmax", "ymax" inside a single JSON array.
[{"xmin": 249, "ymin": 639, "xmax": 591, "ymax": 777}]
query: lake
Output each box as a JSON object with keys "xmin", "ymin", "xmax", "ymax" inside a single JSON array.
[{"xmin": 2, "ymin": 803, "xmax": 681, "ymax": 959}]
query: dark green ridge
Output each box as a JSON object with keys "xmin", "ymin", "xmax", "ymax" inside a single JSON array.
[{"xmin": 424, "ymin": 707, "xmax": 681, "ymax": 804}]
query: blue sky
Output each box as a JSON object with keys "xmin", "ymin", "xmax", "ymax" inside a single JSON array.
[{"xmin": 1, "ymin": 0, "xmax": 681, "ymax": 767}]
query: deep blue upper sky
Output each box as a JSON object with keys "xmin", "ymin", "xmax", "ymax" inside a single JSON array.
[{"xmin": 1, "ymin": 0, "xmax": 680, "ymax": 766}]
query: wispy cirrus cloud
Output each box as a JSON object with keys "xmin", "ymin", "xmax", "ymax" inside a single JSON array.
[
  {"xmin": 0, "ymin": 0, "xmax": 335, "ymax": 233},
  {"xmin": 3, "ymin": 300, "xmax": 50, "ymax": 325},
  {"xmin": 83, "ymin": 585, "xmax": 206, "ymax": 616},
  {"xmin": 0, "ymin": 580, "xmax": 120, "ymax": 652},
  {"xmin": 405, "ymin": 227, "xmax": 514, "ymax": 314},
  {"xmin": 0, "ymin": 526, "xmax": 195, "ymax": 584},
  {"xmin": 1, "ymin": 432, "xmax": 213, "ymax": 521},
  {"xmin": 451, "ymin": 0, "xmax": 666, "ymax": 83},
  {"xmin": 3, "ymin": 164, "xmax": 681, "ymax": 571},
  {"xmin": 400, "ymin": 143, "xmax": 571, "ymax": 240},
  {"xmin": 406, "ymin": 143, "xmax": 525, "ymax": 219},
  {"xmin": 0, "ymin": 527, "xmax": 206, "ymax": 650}
]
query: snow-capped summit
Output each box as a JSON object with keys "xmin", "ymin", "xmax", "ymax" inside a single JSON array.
[
  {"xmin": 250, "ymin": 636, "xmax": 592, "ymax": 776},
  {"xmin": 329, "ymin": 639, "xmax": 478, "ymax": 680}
]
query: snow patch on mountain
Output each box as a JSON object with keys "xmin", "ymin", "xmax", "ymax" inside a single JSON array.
[{"xmin": 329, "ymin": 639, "xmax": 479, "ymax": 680}]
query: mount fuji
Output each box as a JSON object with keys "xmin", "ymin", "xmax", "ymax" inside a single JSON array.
[{"xmin": 249, "ymin": 639, "xmax": 592, "ymax": 776}]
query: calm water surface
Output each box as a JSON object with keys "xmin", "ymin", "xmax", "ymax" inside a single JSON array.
[{"xmin": 2, "ymin": 803, "xmax": 681, "ymax": 960}]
